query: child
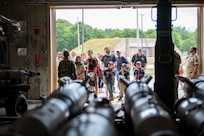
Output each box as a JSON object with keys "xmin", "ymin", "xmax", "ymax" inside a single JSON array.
[
  {"xmin": 75, "ymin": 56, "xmax": 85, "ymax": 80},
  {"xmin": 97, "ymin": 53, "xmax": 104, "ymax": 93},
  {"xmin": 118, "ymin": 63, "xmax": 130, "ymax": 100},
  {"xmin": 103, "ymin": 61, "xmax": 115, "ymax": 101},
  {"xmin": 134, "ymin": 61, "xmax": 145, "ymax": 80}
]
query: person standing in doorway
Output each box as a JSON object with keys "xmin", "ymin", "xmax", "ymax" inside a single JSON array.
[
  {"xmin": 118, "ymin": 63, "xmax": 130, "ymax": 100},
  {"xmin": 103, "ymin": 61, "xmax": 115, "ymax": 101},
  {"xmin": 87, "ymin": 49, "xmax": 98, "ymax": 97},
  {"xmin": 131, "ymin": 48, "xmax": 147, "ymax": 70},
  {"xmin": 75, "ymin": 56, "xmax": 85, "ymax": 80},
  {"xmin": 101, "ymin": 46, "xmax": 117, "ymax": 68},
  {"xmin": 116, "ymin": 49, "xmax": 129, "ymax": 90},
  {"xmin": 97, "ymin": 53, "xmax": 104, "ymax": 93},
  {"xmin": 58, "ymin": 50, "xmax": 77, "ymax": 80},
  {"xmin": 133, "ymin": 61, "xmax": 145, "ymax": 80},
  {"xmin": 101, "ymin": 46, "xmax": 117, "ymax": 93},
  {"xmin": 81, "ymin": 52, "xmax": 88, "ymax": 78},
  {"xmin": 186, "ymin": 46, "xmax": 200, "ymax": 80},
  {"xmin": 116, "ymin": 49, "xmax": 129, "ymax": 75},
  {"xmin": 174, "ymin": 50, "xmax": 181, "ymax": 100},
  {"xmin": 70, "ymin": 50, "xmax": 78, "ymax": 62}
]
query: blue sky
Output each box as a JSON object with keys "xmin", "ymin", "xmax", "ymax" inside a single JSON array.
[{"xmin": 56, "ymin": 7, "xmax": 197, "ymax": 31}]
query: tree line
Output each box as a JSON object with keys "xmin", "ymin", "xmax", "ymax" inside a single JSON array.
[{"xmin": 56, "ymin": 19, "xmax": 197, "ymax": 53}]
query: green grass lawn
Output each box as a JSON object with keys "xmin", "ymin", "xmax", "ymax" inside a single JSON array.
[{"xmin": 73, "ymin": 38, "xmax": 124, "ymax": 56}]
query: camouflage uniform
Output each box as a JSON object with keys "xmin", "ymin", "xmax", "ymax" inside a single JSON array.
[
  {"xmin": 58, "ymin": 58, "xmax": 77, "ymax": 80},
  {"xmin": 174, "ymin": 51, "xmax": 181, "ymax": 100},
  {"xmin": 186, "ymin": 54, "xmax": 200, "ymax": 79},
  {"xmin": 75, "ymin": 62, "xmax": 85, "ymax": 80}
]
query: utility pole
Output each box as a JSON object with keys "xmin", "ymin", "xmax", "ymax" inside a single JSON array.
[
  {"xmin": 82, "ymin": 8, "xmax": 84, "ymax": 53},
  {"xmin": 140, "ymin": 13, "xmax": 145, "ymax": 48},
  {"xmin": 136, "ymin": 8, "xmax": 139, "ymax": 47},
  {"xmin": 77, "ymin": 17, "xmax": 80, "ymax": 53}
]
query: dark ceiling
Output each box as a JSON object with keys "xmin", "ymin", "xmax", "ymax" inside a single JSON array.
[{"xmin": 0, "ymin": 0, "xmax": 204, "ymax": 6}]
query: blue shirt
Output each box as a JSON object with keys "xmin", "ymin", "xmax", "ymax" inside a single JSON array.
[
  {"xmin": 116, "ymin": 56, "xmax": 128, "ymax": 71},
  {"xmin": 118, "ymin": 69, "xmax": 129, "ymax": 80}
]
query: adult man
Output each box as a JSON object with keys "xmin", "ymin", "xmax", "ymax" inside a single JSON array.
[
  {"xmin": 115, "ymin": 49, "xmax": 129, "ymax": 81},
  {"xmin": 116, "ymin": 49, "xmax": 129, "ymax": 72},
  {"xmin": 186, "ymin": 46, "xmax": 200, "ymax": 79},
  {"xmin": 131, "ymin": 48, "xmax": 147, "ymax": 69},
  {"xmin": 174, "ymin": 50, "xmax": 181, "ymax": 100},
  {"xmin": 58, "ymin": 50, "xmax": 77, "ymax": 80},
  {"xmin": 101, "ymin": 46, "xmax": 117, "ymax": 68},
  {"xmin": 101, "ymin": 46, "xmax": 117, "ymax": 93},
  {"xmin": 87, "ymin": 49, "xmax": 98, "ymax": 97}
]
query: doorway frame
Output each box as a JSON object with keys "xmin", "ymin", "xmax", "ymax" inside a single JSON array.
[{"xmin": 48, "ymin": 5, "xmax": 204, "ymax": 95}]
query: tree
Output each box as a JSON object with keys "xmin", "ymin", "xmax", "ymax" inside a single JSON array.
[
  {"xmin": 122, "ymin": 28, "xmax": 136, "ymax": 38},
  {"xmin": 56, "ymin": 18, "xmax": 197, "ymax": 53},
  {"xmin": 56, "ymin": 19, "xmax": 73, "ymax": 52},
  {"xmin": 107, "ymin": 29, "xmax": 123, "ymax": 38},
  {"xmin": 172, "ymin": 26, "xmax": 197, "ymax": 52},
  {"xmin": 172, "ymin": 31, "xmax": 182, "ymax": 50},
  {"xmin": 92, "ymin": 28, "xmax": 107, "ymax": 38},
  {"xmin": 143, "ymin": 29, "xmax": 156, "ymax": 38}
]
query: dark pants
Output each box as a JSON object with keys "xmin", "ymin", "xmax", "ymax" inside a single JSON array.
[{"xmin": 97, "ymin": 75, "xmax": 104, "ymax": 88}]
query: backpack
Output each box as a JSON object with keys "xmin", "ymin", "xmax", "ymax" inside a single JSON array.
[
  {"xmin": 96, "ymin": 63, "xmax": 102, "ymax": 76},
  {"xmin": 89, "ymin": 58, "xmax": 102, "ymax": 76}
]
